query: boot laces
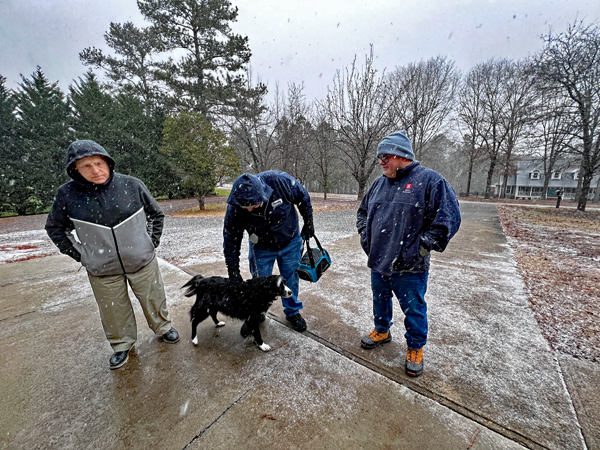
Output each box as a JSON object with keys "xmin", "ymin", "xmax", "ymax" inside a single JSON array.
[
  {"xmin": 407, "ymin": 348, "xmax": 423, "ymax": 364},
  {"xmin": 368, "ymin": 330, "xmax": 387, "ymax": 341}
]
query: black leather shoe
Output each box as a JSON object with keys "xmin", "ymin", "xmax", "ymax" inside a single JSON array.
[
  {"xmin": 162, "ymin": 327, "xmax": 180, "ymax": 344},
  {"xmin": 286, "ymin": 313, "xmax": 307, "ymax": 332},
  {"xmin": 109, "ymin": 350, "xmax": 129, "ymax": 370}
]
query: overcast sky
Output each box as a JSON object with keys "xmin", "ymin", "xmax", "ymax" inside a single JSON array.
[{"xmin": 1, "ymin": 0, "xmax": 599, "ymax": 101}]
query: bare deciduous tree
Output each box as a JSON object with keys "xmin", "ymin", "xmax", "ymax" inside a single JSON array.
[
  {"xmin": 497, "ymin": 60, "xmax": 538, "ymax": 198},
  {"xmin": 463, "ymin": 59, "xmax": 514, "ymax": 199},
  {"xmin": 457, "ymin": 72, "xmax": 487, "ymax": 197},
  {"xmin": 534, "ymin": 20, "xmax": 600, "ymax": 211},
  {"xmin": 308, "ymin": 102, "xmax": 339, "ymax": 199},
  {"xmin": 388, "ymin": 56, "xmax": 460, "ymax": 161},
  {"xmin": 277, "ymin": 83, "xmax": 313, "ymax": 184},
  {"xmin": 224, "ymin": 67, "xmax": 279, "ymax": 173},
  {"xmin": 529, "ymin": 80, "xmax": 576, "ymax": 199},
  {"xmin": 324, "ymin": 47, "xmax": 396, "ymax": 200}
]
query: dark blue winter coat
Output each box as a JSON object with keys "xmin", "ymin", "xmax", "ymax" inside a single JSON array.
[
  {"xmin": 356, "ymin": 162, "xmax": 461, "ymax": 275},
  {"xmin": 223, "ymin": 171, "xmax": 313, "ymax": 276}
]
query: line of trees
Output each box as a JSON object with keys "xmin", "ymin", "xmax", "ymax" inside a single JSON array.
[{"xmin": 2, "ymin": 1, "xmax": 599, "ymax": 213}]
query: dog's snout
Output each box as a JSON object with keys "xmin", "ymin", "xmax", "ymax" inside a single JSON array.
[{"xmin": 283, "ymin": 286, "xmax": 293, "ymax": 298}]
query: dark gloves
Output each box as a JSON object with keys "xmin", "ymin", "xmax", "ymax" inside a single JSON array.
[
  {"xmin": 301, "ymin": 220, "xmax": 315, "ymax": 239},
  {"xmin": 419, "ymin": 234, "xmax": 432, "ymax": 256},
  {"xmin": 228, "ymin": 270, "xmax": 243, "ymax": 283}
]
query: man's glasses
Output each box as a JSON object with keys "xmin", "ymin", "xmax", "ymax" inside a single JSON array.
[
  {"xmin": 77, "ymin": 161, "xmax": 107, "ymax": 172},
  {"xmin": 378, "ymin": 154, "xmax": 395, "ymax": 164}
]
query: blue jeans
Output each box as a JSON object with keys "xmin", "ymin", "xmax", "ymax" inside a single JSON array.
[
  {"xmin": 249, "ymin": 235, "xmax": 303, "ymax": 317},
  {"xmin": 371, "ymin": 270, "xmax": 429, "ymax": 349}
]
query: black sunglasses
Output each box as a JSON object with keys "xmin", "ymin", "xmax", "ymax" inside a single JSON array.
[{"xmin": 377, "ymin": 154, "xmax": 396, "ymax": 164}]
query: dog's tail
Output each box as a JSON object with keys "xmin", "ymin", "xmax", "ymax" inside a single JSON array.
[{"xmin": 182, "ymin": 275, "xmax": 204, "ymax": 297}]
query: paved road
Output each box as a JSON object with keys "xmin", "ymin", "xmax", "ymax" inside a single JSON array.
[{"xmin": 1, "ymin": 202, "xmax": 598, "ymax": 449}]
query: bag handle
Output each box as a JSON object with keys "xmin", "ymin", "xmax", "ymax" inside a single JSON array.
[{"xmin": 302, "ymin": 234, "xmax": 325, "ymax": 269}]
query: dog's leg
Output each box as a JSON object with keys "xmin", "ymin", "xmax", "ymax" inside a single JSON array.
[
  {"xmin": 191, "ymin": 308, "xmax": 210, "ymax": 346},
  {"xmin": 249, "ymin": 316, "xmax": 271, "ymax": 352},
  {"xmin": 209, "ymin": 309, "xmax": 225, "ymax": 327}
]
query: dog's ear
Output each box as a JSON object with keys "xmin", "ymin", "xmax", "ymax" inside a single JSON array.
[{"xmin": 276, "ymin": 276, "xmax": 283, "ymax": 287}]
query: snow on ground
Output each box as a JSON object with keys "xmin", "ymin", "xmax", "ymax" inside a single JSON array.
[
  {"xmin": 497, "ymin": 205, "xmax": 600, "ymax": 363},
  {"xmin": 0, "ymin": 229, "xmax": 59, "ymax": 264},
  {"xmin": 157, "ymin": 208, "xmax": 358, "ymax": 270}
]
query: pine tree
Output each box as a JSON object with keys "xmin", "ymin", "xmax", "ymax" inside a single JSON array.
[
  {"xmin": 69, "ymin": 72, "xmax": 180, "ymax": 197},
  {"xmin": 137, "ymin": 0, "xmax": 254, "ymax": 116},
  {"xmin": 0, "ymin": 76, "xmax": 17, "ymax": 213},
  {"xmin": 80, "ymin": 22, "xmax": 163, "ymax": 113},
  {"xmin": 13, "ymin": 67, "xmax": 72, "ymax": 214},
  {"xmin": 69, "ymin": 71, "xmax": 117, "ymax": 143}
]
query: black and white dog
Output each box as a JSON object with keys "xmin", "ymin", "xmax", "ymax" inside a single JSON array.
[{"xmin": 182, "ymin": 274, "xmax": 293, "ymax": 351}]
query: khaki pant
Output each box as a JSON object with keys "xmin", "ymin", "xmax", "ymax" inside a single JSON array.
[{"xmin": 88, "ymin": 257, "xmax": 172, "ymax": 352}]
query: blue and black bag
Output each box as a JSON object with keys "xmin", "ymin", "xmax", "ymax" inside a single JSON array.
[{"xmin": 296, "ymin": 235, "xmax": 331, "ymax": 282}]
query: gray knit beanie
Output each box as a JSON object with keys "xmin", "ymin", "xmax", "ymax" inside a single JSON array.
[{"xmin": 376, "ymin": 130, "xmax": 414, "ymax": 161}]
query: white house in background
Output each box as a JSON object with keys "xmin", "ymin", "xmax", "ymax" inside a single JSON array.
[{"xmin": 495, "ymin": 159, "xmax": 599, "ymax": 200}]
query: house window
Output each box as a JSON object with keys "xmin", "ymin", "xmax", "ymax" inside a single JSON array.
[
  {"xmin": 518, "ymin": 186, "xmax": 531, "ymax": 196},
  {"xmin": 551, "ymin": 171, "xmax": 562, "ymax": 180},
  {"xmin": 531, "ymin": 187, "xmax": 543, "ymax": 197},
  {"xmin": 574, "ymin": 171, "xmax": 579, "ymax": 180},
  {"xmin": 530, "ymin": 170, "xmax": 540, "ymax": 180}
]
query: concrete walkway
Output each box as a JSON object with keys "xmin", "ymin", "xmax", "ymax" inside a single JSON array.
[{"xmin": 0, "ymin": 202, "xmax": 597, "ymax": 449}]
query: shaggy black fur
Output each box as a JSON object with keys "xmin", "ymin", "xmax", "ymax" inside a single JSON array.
[{"xmin": 182, "ymin": 274, "xmax": 292, "ymax": 352}]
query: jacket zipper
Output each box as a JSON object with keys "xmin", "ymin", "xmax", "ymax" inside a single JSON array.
[{"xmin": 111, "ymin": 228, "xmax": 127, "ymax": 274}]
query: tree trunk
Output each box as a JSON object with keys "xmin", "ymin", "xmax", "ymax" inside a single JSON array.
[
  {"xmin": 541, "ymin": 174, "xmax": 550, "ymax": 200},
  {"xmin": 484, "ymin": 156, "xmax": 498, "ymax": 199},
  {"xmin": 197, "ymin": 194, "xmax": 206, "ymax": 211},
  {"xmin": 577, "ymin": 171, "xmax": 592, "ymax": 212},
  {"xmin": 466, "ymin": 157, "xmax": 474, "ymax": 197},
  {"xmin": 356, "ymin": 174, "xmax": 369, "ymax": 201},
  {"xmin": 501, "ymin": 169, "xmax": 509, "ymax": 199}
]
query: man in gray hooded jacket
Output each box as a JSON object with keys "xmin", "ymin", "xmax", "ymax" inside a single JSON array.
[{"xmin": 45, "ymin": 140, "xmax": 179, "ymax": 370}]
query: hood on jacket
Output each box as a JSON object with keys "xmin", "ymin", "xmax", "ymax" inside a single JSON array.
[
  {"xmin": 66, "ymin": 140, "xmax": 115, "ymax": 183},
  {"xmin": 227, "ymin": 173, "xmax": 273, "ymax": 207}
]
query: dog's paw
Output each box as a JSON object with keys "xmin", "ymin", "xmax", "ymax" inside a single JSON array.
[
  {"xmin": 258, "ymin": 343, "xmax": 272, "ymax": 352},
  {"xmin": 216, "ymin": 321, "xmax": 226, "ymax": 327},
  {"xmin": 192, "ymin": 336, "xmax": 198, "ymax": 346}
]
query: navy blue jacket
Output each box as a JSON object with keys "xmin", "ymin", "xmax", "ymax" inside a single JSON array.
[
  {"xmin": 223, "ymin": 171, "xmax": 313, "ymax": 276},
  {"xmin": 357, "ymin": 162, "xmax": 461, "ymax": 275}
]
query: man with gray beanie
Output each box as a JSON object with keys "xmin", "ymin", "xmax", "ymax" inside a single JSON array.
[
  {"xmin": 356, "ymin": 131, "xmax": 461, "ymax": 377},
  {"xmin": 45, "ymin": 140, "xmax": 179, "ymax": 370}
]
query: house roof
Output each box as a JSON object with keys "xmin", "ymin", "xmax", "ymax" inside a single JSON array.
[{"xmin": 497, "ymin": 158, "xmax": 599, "ymax": 188}]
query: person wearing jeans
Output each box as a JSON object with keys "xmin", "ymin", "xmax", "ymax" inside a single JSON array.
[
  {"xmin": 357, "ymin": 131, "xmax": 461, "ymax": 377},
  {"xmin": 223, "ymin": 171, "xmax": 314, "ymax": 333},
  {"xmin": 371, "ymin": 271, "xmax": 429, "ymax": 351},
  {"xmin": 249, "ymin": 234, "xmax": 303, "ymax": 317}
]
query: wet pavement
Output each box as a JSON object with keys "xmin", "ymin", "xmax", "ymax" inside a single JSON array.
[{"xmin": 1, "ymin": 202, "xmax": 598, "ymax": 449}]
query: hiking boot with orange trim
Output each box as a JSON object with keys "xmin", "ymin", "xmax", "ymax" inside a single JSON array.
[
  {"xmin": 405, "ymin": 348, "xmax": 424, "ymax": 377},
  {"xmin": 361, "ymin": 330, "xmax": 392, "ymax": 349}
]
